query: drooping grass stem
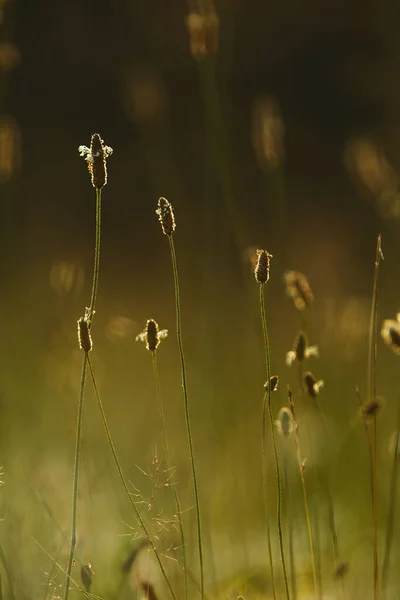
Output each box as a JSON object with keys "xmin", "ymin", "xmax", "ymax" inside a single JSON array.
[
  {"xmin": 87, "ymin": 356, "xmax": 177, "ymax": 600},
  {"xmin": 259, "ymin": 285, "xmax": 290, "ymax": 599},
  {"xmin": 168, "ymin": 235, "xmax": 204, "ymax": 600},
  {"xmin": 152, "ymin": 351, "xmax": 188, "ymax": 600}
]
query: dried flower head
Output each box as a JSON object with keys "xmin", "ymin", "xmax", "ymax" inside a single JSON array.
[
  {"xmin": 251, "ymin": 95, "xmax": 285, "ymax": 171},
  {"xmin": 381, "ymin": 314, "xmax": 400, "ymax": 355},
  {"xmin": 286, "ymin": 332, "xmax": 319, "ymax": 366},
  {"xmin": 333, "ymin": 561, "xmax": 349, "ymax": 580},
  {"xmin": 303, "ymin": 371, "xmax": 324, "ymax": 398},
  {"xmin": 136, "ymin": 319, "xmax": 168, "ymax": 352},
  {"xmin": 264, "ymin": 375, "xmax": 279, "ymax": 392},
  {"xmin": 78, "ymin": 133, "xmax": 113, "ymax": 189},
  {"xmin": 81, "ymin": 563, "xmax": 94, "ymax": 592},
  {"xmin": 254, "ymin": 249, "xmax": 273, "ymax": 284},
  {"xmin": 389, "ymin": 430, "xmax": 400, "ymax": 461},
  {"xmin": 361, "ymin": 396, "xmax": 384, "ymax": 422},
  {"xmin": 276, "ymin": 407, "xmax": 295, "ymax": 437},
  {"xmin": 77, "ymin": 308, "xmax": 92, "ymax": 352},
  {"xmin": 156, "ymin": 197, "xmax": 176, "ymax": 236},
  {"xmin": 284, "ymin": 270, "xmax": 314, "ymax": 310}
]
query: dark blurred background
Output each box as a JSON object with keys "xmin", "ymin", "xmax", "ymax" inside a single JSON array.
[{"xmin": 1, "ymin": 0, "xmax": 400, "ymax": 597}]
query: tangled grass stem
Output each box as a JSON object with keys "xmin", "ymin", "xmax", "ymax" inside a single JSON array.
[
  {"xmin": 87, "ymin": 357, "xmax": 177, "ymax": 600},
  {"xmin": 152, "ymin": 352, "xmax": 188, "ymax": 600},
  {"xmin": 63, "ymin": 352, "xmax": 88, "ymax": 600},
  {"xmin": 168, "ymin": 235, "xmax": 204, "ymax": 600},
  {"xmin": 259, "ymin": 285, "xmax": 290, "ymax": 600}
]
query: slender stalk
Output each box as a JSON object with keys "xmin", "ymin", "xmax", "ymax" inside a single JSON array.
[
  {"xmin": 381, "ymin": 401, "xmax": 400, "ymax": 592},
  {"xmin": 289, "ymin": 390, "xmax": 317, "ymax": 600},
  {"xmin": 152, "ymin": 352, "xmax": 188, "ymax": 600},
  {"xmin": 259, "ymin": 285, "xmax": 290, "ymax": 599},
  {"xmin": 168, "ymin": 235, "xmax": 204, "ymax": 600},
  {"xmin": 367, "ymin": 234, "xmax": 383, "ymax": 600},
  {"xmin": 87, "ymin": 357, "xmax": 177, "ymax": 600},
  {"xmin": 88, "ymin": 189, "xmax": 102, "ymax": 322},
  {"xmin": 262, "ymin": 393, "xmax": 277, "ymax": 600},
  {"xmin": 63, "ymin": 353, "xmax": 88, "ymax": 600},
  {"xmin": 284, "ymin": 457, "xmax": 297, "ymax": 600}
]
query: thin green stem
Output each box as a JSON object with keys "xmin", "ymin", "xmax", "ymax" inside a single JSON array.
[
  {"xmin": 262, "ymin": 393, "xmax": 277, "ymax": 600},
  {"xmin": 152, "ymin": 352, "xmax": 188, "ymax": 600},
  {"xmin": 292, "ymin": 415, "xmax": 318, "ymax": 600},
  {"xmin": 88, "ymin": 188, "xmax": 102, "ymax": 321},
  {"xmin": 168, "ymin": 235, "xmax": 204, "ymax": 600},
  {"xmin": 381, "ymin": 403, "xmax": 400, "ymax": 593},
  {"xmin": 284, "ymin": 457, "xmax": 297, "ymax": 600},
  {"xmin": 87, "ymin": 357, "xmax": 177, "ymax": 600},
  {"xmin": 259, "ymin": 285, "xmax": 290, "ymax": 599},
  {"xmin": 367, "ymin": 234, "xmax": 382, "ymax": 600},
  {"xmin": 63, "ymin": 352, "xmax": 88, "ymax": 600}
]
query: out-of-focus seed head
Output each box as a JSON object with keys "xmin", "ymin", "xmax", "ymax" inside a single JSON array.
[
  {"xmin": 284, "ymin": 270, "xmax": 314, "ymax": 311},
  {"xmin": 361, "ymin": 396, "xmax": 384, "ymax": 422},
  {"xmin": 254, "ymin": 249, "xmax": 273, "ymax": 284},
  {"xmin": 77, "ymin": 309, "xmax": 92, "ymax": 352},
  {"xmin": 389, "ymin": 430, "xmax": 400, "ymax": 461},
  {"xmin": 286, "ymin": 332, "xmax": 319, "ymax": 366},
  {"xmin": 136, "ymin": 319, "xmax": 168, "ymax": 352},
  {"xmin": 276, "ymin": 407, "xmax": 294, "ymax": 438},
  {"xmin": 186, "ymin": 3, "xmax": 219, "ymax": 62},
  {"xmin": 333, "ymin": 561, "xmax": 349, "ymax": 580},
  {"xmin": 81, "ymin": 563, "xmax": 94, "ymax": 592},
  {"xmin": 251, "ymin": 95, "xmax": 285, "ymax": 172},
  {"xmin": 156, "ymin": 197, "xmax": 176, "ymax": 236},
  {"xmin": 78, "ymin": 133, "xmax": 113, "ymax": 189},
  {"xmin": 381, "ymin": 317, "xmax": 400, "ymax": 355},
  {"xmin": 304, "ymin": 371, "xmax": 324, "ymax": 398},
  {"xmin": 264, "ymin": 375, "xmax": 279, "ymax": 392}
]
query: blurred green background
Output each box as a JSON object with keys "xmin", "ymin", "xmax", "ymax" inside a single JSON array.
[{"xmin": 1, "ymin": 0, "xmax": 400, "ymax": 597}]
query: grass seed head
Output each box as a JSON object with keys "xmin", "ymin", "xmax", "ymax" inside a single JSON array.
[
  {"xmin": 284, "ymin": 270, "xmax": 314, "ymax": 310},
  {"xmin": 333, "ymin": 561, "xmax": 349, "ymax": 580},
  {"xmin": 77, "ymin": 310, "xmax": 92, "ymax": 352},
  {"xmin": 286, "ymin": 332, "xmax": 319, "ymax": 365},
  {"xmin": 264, "ymin": 374, "xmax": 279, "ymax": 392},
  {"xmin": 78, "ymin": 133, "xmax": 113, "ymax": 189},
  {"xmin": 254, "ymin": 249, "xmax": 272, "ymax": 284},
  {"xmin": 156, "ymin": 197, "xmax": 176, "ymax": 236},
  {"xmin": 276, "ymin": 407, "xmax": 295, "ymax": 437},
  {"xmin": 381, "ymin": 317, "xmax": 400, "ymax": 355},
  {"xmin": 80, "ymin": 563, "xmax": 94, "ymax": 592},
  {"xmin": 304, "ymin": 371, "xmax": 324, "ymax": 398},
  {"xmin": 136, "ymin": 319, "xmax": 168, "ymax": 352},
  {"xmin": 362, "ymin": 396, "xmax": 384, "ymax": 422}
]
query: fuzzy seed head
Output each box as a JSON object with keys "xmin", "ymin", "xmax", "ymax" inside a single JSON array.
[
  {"xmin": 284, "ymin": 270, "xmax": 314, "ymax": 310},
  {"xmin": 286, "ymin": 332, "xmax": 319, "ymax": 366},
  {"xmin": 156, "ymin": 197, "xmax": 176, "ymax": 236},
  {"xmin": 81, "ymin": 564, "xmax": 94, "ymax": 592},
  {"xmin": 264, "ymin": 375, "xmax": 279, "ymax": 392},
  {"xmin": 136, "ymin": 319, "xmax": 168, "ymax": 351},
  {"xmin": 304, "ymin": 371, "xmax": 324, "ymax": 398},
  {"xmin": 389, "ymin": 430, "xmax": 400, "ymax": 461},
  {"xmin": 333, "ymin": 562, "xmax": 349, "ymax": 580},
  {"xmin": 78, "ymin": 133, "xmax": 113, "ymax": 189},
  {"xmin": 276, "ymin": 407, "xmax": 294, "ymax": 437},
  {"xmin": 362, "ymin": 397, "xmax": 384, "ymax": 422},
  {"xmin": 77, "ymin": 312, "xmax": 92, "ymax": 352},
  {"xmin": 254, "ymin": 249, "xmax": 272, "ymax": 284},
  {"xmin": 381, "ymin": 317, "xmax": 400, "ymax": 355}
]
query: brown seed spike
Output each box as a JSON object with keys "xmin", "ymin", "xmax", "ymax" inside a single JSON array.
[
  {"xmin": 254, "ymin": 249, "xmax": 272, "ymax": 283},
  {"xmin": 264, "ymin": 375, "xmax": 279, "ymax": 392},
  {"xmin": 333, "ymin": 561, "xmax": 349, "ymax": 580},
  {"xmin": 77, "ymin": 316, "xmax": 92, "ymax": 352},
  {"xmin": 80, "ymin": 564, "xmax": 93, "ymax": 592},
  {"xmin": 78, "ymin": 133, "xmax": 113, "ymax": 189},
  {"xmin": 381, "ymin": 318, "xmax": 400, "ymax": 355},
  {"xmin": 295, "ymin": 333, "xmax": 307, "ymax": 362},
  {"xmin": 362, "ymin": 397, "xmax": 384, "ymax": 422},
  {"xmin": 146, "ymin": 319, "xmax": 159, "ymax": 351},
  {"xmin": 156, "ymin": 197, "xmax": 176, "ymax": 236}
]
